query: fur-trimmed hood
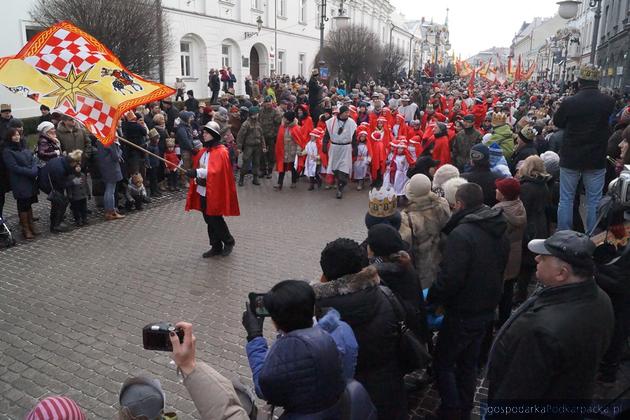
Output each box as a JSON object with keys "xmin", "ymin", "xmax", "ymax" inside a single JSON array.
[{"xmin": 312, "ymin": 266, "xmax": 380, "ymax": 300}]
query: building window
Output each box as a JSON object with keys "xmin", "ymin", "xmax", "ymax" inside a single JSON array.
[
  {"xmin": 251, "ymin": 0, "xmax": 261, "ymax": 10},
  {"xmin": 299, "ymin": 53, "xmax": 305, "ymax": 76},
  {"xmin": 278, "ymin": 0, "xmax": 287, "ymax": 17},
  {"xmin": 25, "ymin": 27, "xmax": 44, "ymax": 42},
  {"xmin": 299, "ymin": 0, "xmax": 307, "ymax": 23},
  {"xmin": 278, "ymin": 51, "xmax": 285, "ymax": 75},
  {"xmin": 222, "ymin": 44, "xmax": 231, "ymax": 68},
  {"xmin": 180, "ymin": 41, "xmax": 191, "ymax": 76}
]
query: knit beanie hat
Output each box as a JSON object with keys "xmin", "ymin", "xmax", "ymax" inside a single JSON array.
[
  {"xmin": 432, "ymin": 164, "xmax": 460, "ymax": 188},
  {"xmin": 540, "ymin": 150, "xmax": 560, "ymax": 174},
  {"xmin": 442, "ymin": 177, "xmax": 468, "ymax": 208},
  {"xmin": 37, "ymin": 121, "xmax": 55, "ymax": 135},
  {"xmin": 406, "ymin": 174, "xmax": 432, "ymax": 200},
  {"xmin": 495, "ymin": 177, "xmax": 521, "ymax": 200},
  {"xmin": 367, "ymin": 224, "xmax": 407, "ymax": 257},
  {"xmin": 488, "ymin": 142, "xmax": 507, "ymax": 167},
  {"xmin": 27, "ymin": 396, "xmax": 86, "ymax": 420},
  {"xmin": 470, "ymin": 144, "xmax": 490, "ymax": 164},
  {"xmin": 364, "ymin": 210, "xmax": 402, "ymax": 230}
]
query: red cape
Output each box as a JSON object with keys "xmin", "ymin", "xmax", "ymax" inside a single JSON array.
[
  {"xmin": 432, "ymin": 135, "xmax": 452, "ymax": 168},
  {"xmin": 275, "ymin": 123, "xmax": 306, "ymax": 172},
  {"xmin": 185, "ymin": 144, "xmax": 240, "ymax": 216}
]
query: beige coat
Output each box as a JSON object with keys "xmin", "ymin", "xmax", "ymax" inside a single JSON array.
[
  {"xmin": 399, "ymin": 192, "xmax": 451, "ymax": 289},
  {"xmin": 493, "ymin": 199, "xmax": 527, "ymax": 280},
  {"xmin": 183, "ymin": 362, "xmax": 249, "ymax": 420}
]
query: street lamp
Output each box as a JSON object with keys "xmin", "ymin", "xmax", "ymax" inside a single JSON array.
[
  {"xmin": 244, "ymin": 16, "xmax": 263, "ymax": 39},
  {"xmin": 557, "ymin": 0, "xmax": 602, "ymax": 64}
]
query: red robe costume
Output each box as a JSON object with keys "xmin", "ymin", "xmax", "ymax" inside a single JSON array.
[
  {"xmin": 432, "ymin": 133, "xmax": 452, "ymax": 168},
  {"xmin": 275, "ymin": 123, "xmax": 306, "ymax": 172},
  {"xmin": 472, "ymin": 103, "xmax": 487, "ymax": 129},
  {"xmin": 367, "ymin": 131, "xmax": 389, "ymax": 180},
  {"xmin": 296, "ymin": 116, "xmax": 314, "ymax": 172},
  {"xmin": 420, "ymin": 111, "xmax": 446, "ymax": 131},
  {"xmin": 185, "ymin": 144, "xmax": 240, "ymax": 216}
]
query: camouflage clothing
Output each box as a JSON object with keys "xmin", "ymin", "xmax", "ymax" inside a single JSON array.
[
  {"xmin": 399, "ymin": 192, "xmax": 451, "ymax": 289},
  {"xmin": 259, "ymin": 106, "xmax": 282, "ymax": 175},
  {"xmin": 236, "ymin": 118, "xmax": 264, "ymax": 148},
  {"xmin": 451, "ymin": 127, "xmax": 483, "ymax": 171}
]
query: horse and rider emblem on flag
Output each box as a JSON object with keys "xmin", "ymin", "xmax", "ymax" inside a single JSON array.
[{"xmin": 0, "ymin": 21, "xmax": 174, "ymax": 145}]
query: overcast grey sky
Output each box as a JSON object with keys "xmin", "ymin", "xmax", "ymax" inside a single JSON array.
[{"xmin": 390, "ymin": 0, "xmax": 560, "ymax": 59}]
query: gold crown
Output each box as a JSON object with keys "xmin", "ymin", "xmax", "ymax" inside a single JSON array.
[
  {"xmin": 368, "ymin": 187, "xmax": 397, "ymax": 217},
  {"xmin": 578, "ymin": 64, "xmax": 601, "ymax": 81},
  {"xmin": 491, "ymin": 112, "xmax": 507, "ymax": 127}
]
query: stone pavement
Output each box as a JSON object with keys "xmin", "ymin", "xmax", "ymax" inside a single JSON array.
[{"xmin": 0, "ymin": 177, "xmax": 628, "ymax": 419}]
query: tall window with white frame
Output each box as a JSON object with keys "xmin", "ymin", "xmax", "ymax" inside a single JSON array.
[
  {"xmin": 180, "ymin": 41, "xmax": 191, "ymax": 77},
  {"xmin": 278, "ymin": 51, "xmax": 285, "ymax": 75},
  {"xmin": 279, "ymin": 0, "xmax": 287, "ymax": 17},
  {"xmin": 299, "ymin": 53, "xmax": 305, "ymax": 76},
  {"xmin": 299, "ymin": 0, "xmax": 307, "ymax": 23},
  {"xmin": 222, "ymin": 44, "xmax": 231, "ymax": 68},
  {"xmin": 251, "ymin": 0, "xmax": 261, "ymax": 10}
]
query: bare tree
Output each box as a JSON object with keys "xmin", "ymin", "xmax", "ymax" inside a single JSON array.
[
  {"xmin": 320, "ymin": 25, "xmax": 383, "ymax": 85},
  {"xmin": 30, "ymin": 0, "xmax": 171, "ymax": 79},
  {"xmin": 379, "ymin": 47, "xmax": 406, "ymax": 86}
]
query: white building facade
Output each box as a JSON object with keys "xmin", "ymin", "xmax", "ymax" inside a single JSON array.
[{"xmin": 1, "ymin": 0, "xmax": 418, "ymax": 117}]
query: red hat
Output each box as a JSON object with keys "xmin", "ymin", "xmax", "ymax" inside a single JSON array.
[
  {"xmin": 495, "ymin": 177, "xmax": 521, "ymax": 200},
  {"xmin": 396, "ymin": 113, "xmax": 405, "ymax": 122},
  {"xmin": 27, "ymin": 396, "xmax": 86, "ymax": 420}
]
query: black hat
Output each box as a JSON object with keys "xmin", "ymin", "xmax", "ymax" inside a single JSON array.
[
  {"xmin": 187, "ymin": 90, "xmax": 194, "ymax": 96},
  {"xmin": 367, "ymin": 224, "xmax": 407, "ymax": 257},
  {"xmin": 528, "ymin": 230, "xmax": 596, "ymax": 268},
  {"xmin": 339, "ymin": 105, "xmax": 350, "ymax": 114},
  {"xmin": 283, "ymin": 111, "xmax": 295, "ymax": 121}
]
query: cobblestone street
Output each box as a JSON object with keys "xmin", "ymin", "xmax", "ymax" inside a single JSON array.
[{"xmin": 1, "ymin": 178, "xmax": 628, "ymax": 419}]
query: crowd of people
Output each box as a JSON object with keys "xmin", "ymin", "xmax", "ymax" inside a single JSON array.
[{"xmin": 4, "ymin": 61, "xmax": 630, "ymax": 419}]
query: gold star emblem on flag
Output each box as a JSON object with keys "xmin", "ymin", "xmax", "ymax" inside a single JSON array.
[{"xmin": 44, "ymin": 64, "xmax": 98, "ymax": 109}]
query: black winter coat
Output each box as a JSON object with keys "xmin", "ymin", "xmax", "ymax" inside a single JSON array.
[
  {"xmin": 121, "ymin": 121, "xmax": 147, "ymax": 161},
  {"xmin": 210, "ymin": 74, "xmax": 220, "ymax": 92},
  {"xmin": 312, "ymin": 266, "xmax": 407, "ymax": 420},
  {"xmin": 461, "ymin": 165, "xmax": 501, "ymax": 206},
  {"xmin": 553, "ymin": 86, "xmax": 615, "ymax": 170},
  {"xmin": 374, "ymin": 258, "xmax": 428, "ymax": 341},
  {"xmin": 428, "ymin": 206, "xmax": 509, "ymax": 317},
  {"xmin": 39, "ymin": 156, "xmax": 73, "ymax": 193},
  {"xmin": 520, "ymin": 175, "xmax": 551, "ymax": 265},
  {"xmin": 0, "ymin": 140, "xmax": 11, "ymax": 194},
  {"xmin": 509, "ymin": 143, "xmax": 537, "ymax": 175},
  {"xmin": 2, "ymin": 141, "xmax": 38, "ymax": 199},
  {"xmin": 487, "ymin": 280, "xmax": 614, "ymax": 400}
]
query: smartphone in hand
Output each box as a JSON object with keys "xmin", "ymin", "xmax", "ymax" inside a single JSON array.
[{"xmin": 248, "ymin": 293, "xmax": 270, "ymax": 317}]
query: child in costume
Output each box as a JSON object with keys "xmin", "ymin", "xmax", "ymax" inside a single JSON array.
[
  {"xmin": 353, "ymin": 128, "xmax": 370, "ymax": 191},
  {"xmin": 303, "ymin": 128, "xmax": 323, "ymax": 190}
]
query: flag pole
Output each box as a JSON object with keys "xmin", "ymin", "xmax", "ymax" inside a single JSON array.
[{"xmin": 116, "ymin": 135, "xmax": 187, "ymax": 173}]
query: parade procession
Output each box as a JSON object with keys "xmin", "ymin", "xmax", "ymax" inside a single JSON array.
[{"xmin": 0, "ymin": 0, "xmax": 629, "ymax": 419}]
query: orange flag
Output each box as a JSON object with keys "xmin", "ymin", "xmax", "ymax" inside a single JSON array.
[{"xmin": 0, "ymin": 21, "xmax": 175, "ymax": 145}]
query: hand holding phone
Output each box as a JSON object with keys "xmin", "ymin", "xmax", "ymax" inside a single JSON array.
[
  {"xmin": 142, "ymin": 322, "xmax": 184, "ymax": 352},
  {"xmin": 248, "ymin": 292, "xmax": 270, "ymax": 317},
  {"xmin": 242, "ymin": 300, "xmax": 265, "ymax": 342}
]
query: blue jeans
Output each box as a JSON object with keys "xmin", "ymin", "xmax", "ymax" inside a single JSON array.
[
  {"xmin": 557, "ymin": 167, "xmax": 605, "ymax": 233},
  {"xmin": 104, "ymin": 182, "xmax": 116, "ymax": 211}
]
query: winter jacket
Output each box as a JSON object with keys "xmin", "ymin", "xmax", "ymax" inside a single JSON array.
[
  {"xmin": 236, "ymin": 118, "xmax": 264, "ymax": 148},
  {"xmin": 66, "ymin": 172, "xmax": 90, "ymax": 201},
  {"xmin": 182, "ymin": 361, "xmax": 249, "ymax": 420},
  {"xmin": 487, "ymin": 279, "xmax": 614, "ymax": 400},
  {"xmin": 520, "ymin": 175, "xmax": 551, "ymax": 256},
  {"xmin": 509, "ymin": 143, "xmax": 537, "ymax": 175},
  {"xmin": 210, "ymin": 74, "xmax": 221, "ymax": 92},
  {"xmin": 461, "ymin": 165, "xmax": 501, "ymax": 206},
  {"xmin": 2, "ymin": 141, "xmax": 38, "ymax": 200},
  {"xmin": 316, "ymin": 308, "xmax": 358, "ymax": 381},
  {"xmin": 488, "ymin": 124, "xmax": 515, "ymax": 159},
  {"xmin": 39, "ymin": 156, "xmax": 73, "ymax": 193},
  {"xmin": 312, "ymin": 266, "xmax": 408, "ymax": 420},
  {"xmin": 121, "ymin": 120, "xmax": 148, "ymax": 160},
  {"xmin": 259, "ymin": 106, "xmax": 283, "ymax": 139},
  {"xmin": 95, "ymin": 141, "xmax": 123, "ymax": 183},
  {"xmin": 37, "ymin": 134, "xmax": 61, "ymax": 162},
  {"xmin": 428, "ymin": 205, "xmax": 509, "ymax": 317},
  {"xmin": 175, "ymin": 122, "xmax": 194, "ymax": 152},
  {"xmin": 0, "ymin": 140, "xmax": 10, "ymax": 194},
  {"xmin": 56, "ymin": 121, "xmax": 92, "ymax": 156},
  {"xmin": 374, "ymin": 255, "xmax": 429, "ymax": 341},
  {"xmin": 553, "ymin": 86, "xmax": 615, "ymax": 170},
  {"xmin": 399, "ymin": 193, "xmax": 451, "ymax": 289},
  {"xmin": 246, "ymin": 327, "xmax": 345, "ymax": 416},
  {"xmin": 451, "ymin": 127, "xmax": 482, "ymax": 171},
  {"xmin": 493, "ymin": 199, "xmax": 527, "ymax": 280}
]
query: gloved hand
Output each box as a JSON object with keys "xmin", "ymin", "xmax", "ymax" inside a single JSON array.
[
  {"xmin": 242, "ymin": 302, "xmax": 264, "ymax": 342},
  {"xmin": 185, "ymin": 169, "xmax": 197, "ymax": 178}
]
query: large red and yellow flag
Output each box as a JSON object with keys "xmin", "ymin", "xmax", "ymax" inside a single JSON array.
[{"xmin": 0, "ymin": 21, "xmax": 174, "ymax": 145}]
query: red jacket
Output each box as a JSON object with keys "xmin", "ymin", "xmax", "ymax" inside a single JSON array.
[
  {"xmin": 275, "ymin": 123, "xmax": 306, "ymax": 172},
  {"xmin": 185, "ymin": 144, "xmax": 240, "ymax": 216}
]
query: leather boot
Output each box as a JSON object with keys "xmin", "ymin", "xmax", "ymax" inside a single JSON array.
[
  {"xmin": 238, "ymin": 173, "xmax": 245, "ymax": 186},
  {"xmin": 252, "ymin": 175, "xmax": 261, "ymax": 186},
  {"xmin": 27, "ymin": 208, "xmax": 39, "ymax": 235},
  {"xmin": 19, "ymin": 212, "xmax": 34, "ymax": 240}
]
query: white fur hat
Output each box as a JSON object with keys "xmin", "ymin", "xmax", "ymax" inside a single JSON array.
[
  {"xmin": 443, "ymin": 177, "xmax": 468, "ymax": 208},
  {"xmin": 432, "ymin": 164, "xmax": 460, "ymax": 189},
  {"xmin": 406, "ymin": 174, "xmax": 432, "ymax": 200},
  {"xmin": 37, "ymin": 121, "xmax": 55, "ymax": 134}
]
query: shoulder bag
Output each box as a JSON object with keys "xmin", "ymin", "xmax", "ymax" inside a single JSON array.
[{"xmin": 379, "ymin": 285, "xmax": 431, "ymax": 374}]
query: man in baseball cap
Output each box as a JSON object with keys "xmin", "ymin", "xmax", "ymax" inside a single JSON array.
[{"xmin": 486, "ymin": 230, "xmax": 614, "ymax": 403}]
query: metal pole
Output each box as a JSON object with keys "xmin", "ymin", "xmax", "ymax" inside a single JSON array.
[
  {"xmin": 563, "ymin": 38, "xmax": 569, "ymax": 82},
  {"xmin": 156, "ymin": 0, "xmax": 164, "ymax": 83},
  {"xmin": 274, "ymin": 0, "xmax": 278, "ymax": 74},
  {"xmin": 409, "ymin": 36, "xmax": 413, "ymax": 75},
  {"xmin": 434, "ymin": 33, "xmax": 439, "ymax": 81},
  {"xmin": 320, "ymin": 0, "xmax": 326, "ymax": 51},
  {"xmin": 589, "ymin": 0, "xmax": 602, "ymax": 64},
  {"xmin": 551, "ymin": 54, "xmax": 555, "ymax": 82}
]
